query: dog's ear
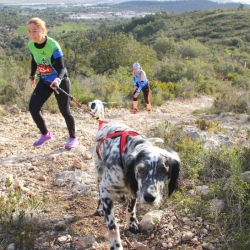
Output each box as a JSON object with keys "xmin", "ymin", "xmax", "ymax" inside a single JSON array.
[
  {"xmin": 124, "ymin": 152, "xmax": 138, "ymax": 194},
  {"xmin": 91, "ymin": 103, "xmax": 96, "ymax": 109},
  {"xmin": 168, "ymin": 158, "xmax": 181, "ymax": 196},
  {"xmin": 161, "ymin": 150, "xmax": 181, "ymax": 196}
]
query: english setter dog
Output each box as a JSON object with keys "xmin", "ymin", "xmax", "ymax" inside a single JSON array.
[
  {"xmin": 88, "ymin": 99, "xmax": 105, "ymax": 120},
  {"xmin": 93, "ymin": 122, "xmax": 181, "ymax": 250}
]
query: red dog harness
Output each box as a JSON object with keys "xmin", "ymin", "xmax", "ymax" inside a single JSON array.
[{"xmin": 96, "ymin": 121, "xmax": 140, "ymax": 167}]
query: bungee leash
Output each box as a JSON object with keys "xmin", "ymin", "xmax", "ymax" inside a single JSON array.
[{"xmin": 54, "ymin": 86, "xmax": 100, "ymax": 121}]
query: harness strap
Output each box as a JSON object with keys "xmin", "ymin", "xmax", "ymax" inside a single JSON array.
[{"xmin": 97, "ymin": 130, "xmax": 140, "ymax": 167}]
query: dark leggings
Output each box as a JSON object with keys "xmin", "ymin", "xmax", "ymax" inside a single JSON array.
[
  {"xmin": 133, "ymin": 84, "xmax": 151, "ymax": 104},
  {"xmin": 29, "ymin": 77, "xmax": 76, "ymax": 138}
]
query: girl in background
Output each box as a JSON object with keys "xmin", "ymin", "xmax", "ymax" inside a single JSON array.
[{"xmin": 131, "ymin": 62, "xmax": 152, "ymax": 114}]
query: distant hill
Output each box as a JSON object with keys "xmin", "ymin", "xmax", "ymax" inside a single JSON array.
[
  {"xmin": 110, "ymin": 0, "xmax": 249, "ymax": 13},
  {"xmin": 0, "ymin": 0, "xmax": 249, "ymax": 13}
]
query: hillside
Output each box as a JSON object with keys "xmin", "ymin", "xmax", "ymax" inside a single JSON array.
[
  {"xmin": 111, "ymin": 7, "xmax": 250, "ymax": 47},
  {"xmin": 112, "ymin": 0, "xmax": 249, "ymax": 13}
]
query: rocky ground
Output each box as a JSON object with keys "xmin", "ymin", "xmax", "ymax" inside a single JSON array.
[{"xmin": 1, "ymin": 95, "xmax": 250, "ymax": 250}]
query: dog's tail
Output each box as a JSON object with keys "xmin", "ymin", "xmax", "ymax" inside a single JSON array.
[{"xmin": 147, "ymin": 138, "xmax": 164, "ymax": 145}]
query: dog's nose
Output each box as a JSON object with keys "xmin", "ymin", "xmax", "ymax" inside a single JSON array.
[{"xmin": 144, "ymin": 192, "xmax": 156, "ymax": 203}]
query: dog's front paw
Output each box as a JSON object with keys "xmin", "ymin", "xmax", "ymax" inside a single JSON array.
[
  {"xmin": 109, "ymin": 230, "xmax": 123, "ymax": 250},
  {"xmin": 110, "ymin": 246, "xmax": 123, "ymax": 250},
  {"xmin": 129, "ymin": 221, "xmax": 140, "ymax": 234},
  {"xmin": 110, "ymin": 247, "xmax": 123, "ymax": 250}
]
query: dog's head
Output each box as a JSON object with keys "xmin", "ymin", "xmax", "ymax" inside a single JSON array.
[
  {"xmin": 89, "ymin": 102, "xmax": 97, "ymax": 112},
  {"xmin": 125, "ymin": 143, "xmax": 180, "ymax": 206}
]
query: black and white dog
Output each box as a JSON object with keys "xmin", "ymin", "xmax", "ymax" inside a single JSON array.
[
  {"xmin": 88, "ymin": 99, "xmax": 105, "ymax": 120},
  {"xmin": 93, "ymin": 122, "xmax": 181, "ymax": 250}
]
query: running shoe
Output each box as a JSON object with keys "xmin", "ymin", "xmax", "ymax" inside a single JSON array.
[
  {"xmin": 130, "ymin": 108, "xmax": 138, "ymax": 114},
  {"xmin": 65, "ymin": 137, "xmax": 79, "ymax": 149},
  {"xmin": 33, "ymin": 132, "xmax": 52, "ymax": 147}
]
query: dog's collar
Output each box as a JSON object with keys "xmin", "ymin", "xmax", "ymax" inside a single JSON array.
[
  {"xmin": 98, "ymin": 120, "xmax": 108, "ymax": 130},
  {"xmin": 91, "ymin": 107, "xmax": 98, "ymax": 114}
]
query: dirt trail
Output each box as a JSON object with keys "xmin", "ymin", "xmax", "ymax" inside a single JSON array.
[{"xmin": 0, "ymin": 96, "xmax": 216, "ymax": 250}]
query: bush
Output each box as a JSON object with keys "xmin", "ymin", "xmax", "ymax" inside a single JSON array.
[
  {"xmin": 232, "ymin": 75, "xmax": 250, "ymax": 90},
  {"xmin": 175, "ymin": 78, "xmax": 197, "ymax": 99},
  {"xmin": 177, "ymin": 39, "xmax": 210, "ymax": 59},
  {"xmin": 0, "ymin": 179, "xmax": 49, "ymax": 249},
  {"xmin": 153, "ymin": 122, "xmax": 250, "ymax": 249},
  {"xmin": 212, "ymin": 89, "xmax": 250, "ymax": 114}
]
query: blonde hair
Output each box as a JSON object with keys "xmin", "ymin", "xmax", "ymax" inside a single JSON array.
[{"xmin": 27, "ymin": 17, "xmax": 47, "ymax": 36}]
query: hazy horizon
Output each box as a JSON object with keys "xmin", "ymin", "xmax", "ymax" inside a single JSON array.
[{"xmin": 0, "ymin": 0, "xmax": 249, "ymax": 5}]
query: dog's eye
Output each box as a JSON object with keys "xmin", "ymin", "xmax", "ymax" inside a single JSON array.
[
  {"xmin": 160, "ymin": 166, "xmax": 169, "ymax": 176},
  {"xmin": 137, "ymin": 167, "xmax": 146, "ymax": 175}
]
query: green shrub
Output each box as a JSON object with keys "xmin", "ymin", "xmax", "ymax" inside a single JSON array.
[
  {"xmin": 232, "ymin": 75, "xmax": 250, "ymax": 90},
  {"xmin": 153, "ymin": 121, "xmax": 250, "ymax": 249},
  {"xmin": 212, "ymin": 90, "xmax": 250, "ymax": 114},
  {"xmin": 177, "ymin": 39, "xmax": 209, "ymax": 59},
  {"xmin": 0, "ymin": 179, "xmax": 49, "ymax": 249},
  {"xmin": 150, "ymin": 91, "xmax": 165, "ymax": 106},
  {"xmin": 227, "ymin": 72, "xmax": 238, "ymax": 82},
  {"xmin": 176, "ymin": 78, "xmax": 197, "ymax": 99}
]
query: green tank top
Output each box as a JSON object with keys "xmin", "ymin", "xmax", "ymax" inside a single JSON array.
[{"xmin": 28, "ymin": 37, "xmax": 63, "ymax": 82}]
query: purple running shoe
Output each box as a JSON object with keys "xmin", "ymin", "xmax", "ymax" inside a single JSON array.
[{"xmin": 33, "ymin": 132, "xmax": 52, "ymax": 147}]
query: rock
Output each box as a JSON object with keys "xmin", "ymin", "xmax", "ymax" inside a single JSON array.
[
  {"xmin": 195, "ymin": 245, "xmax": 203, "ymax": 250},
  {"xmin": 202, "ymin": 242, "xmax": 216, "ymax": 250},
  {"xmin": 54, "ymin": 221, "xmax": 67, "ymax": 231},
  {"xmin": 183, "ymin": 179, "xmax": 195, "ymax": 188},
  {"xmin": 209, "ymin": 199, "xmax": 224, "ymax": 214},
  {"xmin": 184, "ymin": 129, "xmax": 207, "ymax": 140},
  {"xmin": 84, "ymin": 152, "xmax": 92, "ymax": 160},
  {"xmin": 8, "ymin": 104, "xmax": 20, "ymax": 114},
  {"xmin": 74, "ymin": 235, "xmax": 96, "ymax": 248},
  {"xmin": 6, "ymin": 243, "xmax": 15, "ymax": 250},
  {"xmin": 38, "ymin": 175, "xmax": 47, "ymax": 181},
  {"xmin": 196, "ymin": 185, "xmax": 210, "ymax": 196},
  {"xmin": 191, "ymin": 236, "xmax": 199, "ymax": 244},
  {"xmin": 57, "ymin": 234, "xmax": 72, "ymax": 243},
  {"xmin": 241, "ymin": 171, "xmax": 250, "ymax": 183},
  {"xmin": 182, "ymin": 231, "xmax": 194, "ymax": 241},
  {"xmin": 54, "ymin": 179, "xmax": 66, "ymax": 187},
  {"xmin": 140, "ymin": 210, "xmax": 164, "ymax": 231},
  {"xmin": 131, "ymin": 241, "xmax": 149, "ymax": 250},
  {"xmin": 73, "ymin": 158, "xmax": 84, "ymax": 169},
  {"xmin": 64, "ymin": 214, "xmax": 75, "ymax": 222}
]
